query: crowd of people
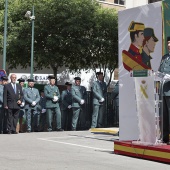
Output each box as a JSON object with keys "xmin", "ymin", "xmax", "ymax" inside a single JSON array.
[{"xmin": 0, "ymin": 72, "xmax": 119, "ymax": 134}]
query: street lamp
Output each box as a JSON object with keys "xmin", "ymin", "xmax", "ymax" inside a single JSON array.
[
  {"xmin": 3, "ymin": 0, "xmax": 8, "ymax": 70},
  {"xmin": 25, "ymin": 6, "xmax": 35, "ymax": 79}
]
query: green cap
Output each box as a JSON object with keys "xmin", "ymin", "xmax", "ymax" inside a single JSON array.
[{"xmin": 144, "ymin": 28, "xmax": 158, "ymax": 42}]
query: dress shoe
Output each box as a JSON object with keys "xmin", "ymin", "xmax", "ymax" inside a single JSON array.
[
  {"xmin": 56, "ymin": 128, "xmax": 64, "ymax": 132},
  {"xmin": 8, "ymin": 131, "xmax": 12, "ymax": 134},
  {"xmin": 12, "ymin": 131, "xmax": 18, "ymax": 134}
]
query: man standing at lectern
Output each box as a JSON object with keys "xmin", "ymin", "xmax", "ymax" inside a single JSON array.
[{"xmin": 158, "ymin": 36, "xmax": 170, "ymax": 144}]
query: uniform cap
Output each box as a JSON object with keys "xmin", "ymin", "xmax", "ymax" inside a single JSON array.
[
  {"xmin": 48, "ymin": 75, "xmax": 55, "ymax": 80},
  {"xmin": 128, "ymin": 21, "xmax": 145, "ymax": 32},
  {"xmin": 167, "ymin": 36, "xmax": 170, "ymax": 42},
  {"xmin": 27, "ymin": 79, "xmax": 34, "ymax": 82},
  {"xmin": 40, "ymin": 89, "xmax": 44, "ymax": 93},
  {"xmin": 144, "ymin": 28, "xmax": 158, "ymax": 42},
  {"xmin": 96, "ymin": 72, "xmax": 103, "ymax": 76},
  {"xmin": 17, "ymin": 78, "xmax": 25, "ymax": 83},
  {"xmin": 74, "ymin": 77, "xmax": 81, "ymax": 80},
  {"xmin": 65, "ymin": 82, "xmax": 72, "ymax": 86},
  {"xmin": 1, "ymin": 76, "xmax": 8, "ymax": 81}
]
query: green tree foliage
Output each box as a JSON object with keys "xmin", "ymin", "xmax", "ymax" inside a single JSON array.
[{"xmin": 0, "ymin": 0, "xmax": 118, "ymax": 86}]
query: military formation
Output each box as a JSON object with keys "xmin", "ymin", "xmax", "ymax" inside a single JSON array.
[{"xmin": 0, "ymin": 72, "xmax": 119, "ymax": 134}]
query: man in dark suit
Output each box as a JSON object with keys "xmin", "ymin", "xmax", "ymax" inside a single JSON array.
[
  {"xmin": 71, "ymin": 77, "xmax": 87, "ymax": 131},
  {"xmin": 17, "ymin": 78, "xmax": 26, "ymax": 133},
  {"xmin": 3, "ymin": 74, "xmax": 23, "ymax": 134},
  {"xmin": 39, "ymin": 89, "xmax": 46, "ymax": 132},
  {"xmin": 61, "ymin": 82, "xmax": 72, "ymax": 131}
]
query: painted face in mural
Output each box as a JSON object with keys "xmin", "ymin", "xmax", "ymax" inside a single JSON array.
[
  {"xmin": 135, "ymin": 31, "xmax": 144, "ymax": 47},
  {"xmin": 146, "ymin": 37, "xmax": 156, "ymax": 53}
]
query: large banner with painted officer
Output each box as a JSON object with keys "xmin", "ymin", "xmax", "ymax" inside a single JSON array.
[{"xmin": 118, "ymin": 2, "xmax": 162, "ymax": 140}]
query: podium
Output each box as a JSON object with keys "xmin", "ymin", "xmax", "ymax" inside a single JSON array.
[{"xmin": 131, "ymin": 70, "xmax": 164, "ymax": 144}]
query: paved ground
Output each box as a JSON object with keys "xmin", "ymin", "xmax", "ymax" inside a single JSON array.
[{"xmin": 0, "ymin": 130, "xmax": 169, "ymax": 170}]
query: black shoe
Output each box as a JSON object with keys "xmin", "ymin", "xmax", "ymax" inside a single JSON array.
[
  {"xmin": 27, "ymin": 130, "xmax": 31, "ymax": 133},
  {"xmin": 12, "ymin": 131, "xmax": 18, "ymax": 134},
  {"xmin": 8, "ymin": 131, "xmax": 12, "ymax": 134},
  {"xmin": 72, "ymin": 129, "xmax": 76, "ymax": 131},
  {"xmin": 56, "ymin": 128, "xmax": 64, "ymax": 132}
]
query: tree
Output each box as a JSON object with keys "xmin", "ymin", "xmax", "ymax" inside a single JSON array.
[{"xmin": 0, "ymin": 0, "xmax": 118, "ymax": 87}]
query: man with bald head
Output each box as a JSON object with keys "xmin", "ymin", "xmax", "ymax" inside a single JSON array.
[{"xmin": 3, "ymin": 74, "xmax": 23, "ymax": 134}]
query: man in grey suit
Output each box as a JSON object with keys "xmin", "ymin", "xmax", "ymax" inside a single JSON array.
[
  {"xmin": 24, "ymin": 79, "xmax": 40, "ymax": 132},
  {"xmin": 71, "ymin": 77, "xmax": 87, "ymax": 131},
  {"xmin": 158, "ymin": 36, "xmax": 170, "ymax": 143},
  {"xmin": 61, "ymin": 82, "xmax": 72, "ymax": 130},
  {"xmin": 0, "ymin": 76, "xmax": 8, "ymax": 134},
  {"xmin": 44, "ymin": 75, "xmax": 63, "ymax": 132},
  {"xmin": 91, "ymin": 72, "xmax": 107, "ymax": 128}
]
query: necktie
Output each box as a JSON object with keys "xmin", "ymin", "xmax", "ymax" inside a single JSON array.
[{"xmin": 13, "ymin": 84, "xmax": 16, "ymax": 93}]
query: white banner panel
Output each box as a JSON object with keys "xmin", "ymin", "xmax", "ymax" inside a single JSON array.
[
  {"xmin": 135, "ymin": 77, "xmax": 156, "ymax": 144},
  {"xmin": 118, "ymin": 2, "xmax": 162, "ymax": 140}
]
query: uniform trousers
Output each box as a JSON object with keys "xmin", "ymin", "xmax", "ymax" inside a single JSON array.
[
  {"xmin": 0, "ymin": 108, "xmax": 4, "ymax": 133},
  {"xmin": 162, "ymin": 96, "xmax": 170, "ymax": 143},
  {"xmin": 25, "ymin": 109, "xmax": 40, "ymax": 131},
  {"xmin": 91, "ymin": 104, "xmax": 105, "ymax": 128},
  {"xmin": 72, "ymin": 107, "xmax": 86, "ymax": 130},
  {"xmin": 46, "ymin": 107, "xmax": 61, "ymax": 131},
  {"xmin": 62, "ymin": 108, "xmax": 73, "ymax": 130}
]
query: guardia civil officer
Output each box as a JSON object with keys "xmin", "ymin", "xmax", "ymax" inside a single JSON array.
[
  {"xmin": 18, "ymin": 78, "xmax": 26, "ymax": 133},
  {"xmin": 39, "ymin": 89, "xmax": 46, "ymax": 132},
  {"xmin": 0, "ymin": 76, "xmax": 8, "ymax": 134},
  {"xmin": 61, "ymin": 82, "xmax": 72, "ymax": 130},
  {"xmin": 112, "ymin": 81, "xmax": 119, "ymax": 126},
  {"xmin": 91, "ymin": 72, "xmax": 107, "ymax": 128},
  {"xmin": 24, "ymin": 79, "xmax": 40, "ymax": 132},
  {"xmin": 44, "ymin": 75, "xmax": 63, "ymax": 132},
  {"xmin": 158, "ymin": 36, "xmax": 170, "ymax": 144},
  {"xmin": 71, "ymin": 77, "xmax": 87, "ymax": 131}
]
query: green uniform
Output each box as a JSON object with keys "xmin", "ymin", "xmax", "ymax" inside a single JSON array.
[
  {"xmin": 24, "ymin": 87, "xmax": 40, "ymax": 132},
  {"xmin": 159, "ymin": 53, "xmax": 170, "ymax": 143},
  {"xmin": 44, "ymin": 84, "xmax": 62, "ymax": 131},
  {"xmin": 91, "ymin": 81, "xmax": 107, "ymax": 128},
  {"xmin": 112, "ymin": 81, "xmax": 119, "ymax": 126},
  {"xmin": 71, "ymin": 85, "xmax": 87, "ymax": 130}
]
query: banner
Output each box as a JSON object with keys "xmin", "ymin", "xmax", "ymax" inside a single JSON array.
[
  {"xmin": 118, "ymin": 2, "xmax": 162, "ymax": 140},
  {"xmin": 134, "ymin": 76, "xmax": 156, "ymax": 144},
  {"xmin": 162, "ymin": 0, "xmax": 170, "ymax": 54}
]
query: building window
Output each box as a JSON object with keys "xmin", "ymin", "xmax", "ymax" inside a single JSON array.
[
  {"xmin": 148, "ymin": 0, "xmax": 161, "ymax": 3},
  {"xmin": 114, "ymin": 0, "xmax": 125, "ymax": 5}
]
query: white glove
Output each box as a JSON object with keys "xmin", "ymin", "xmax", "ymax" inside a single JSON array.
[
  {"xmin": 31, "ymin": 101, "xmax": 36, "ymax": 106},
  {"xmin": 42, "ymin": 109, "xmax": 46, "ymax": 113},
  {"xmin": 80, "ymin": 99, "xmax": 85, "ymax": 105},
  {"xmin": 68, "ymin": 105, "xmax": 72, "ymax": 109},
  {"xmin": 99, "ymin": 98, "xmax": 105, "ymax": 102},
  {"xmin": 164, "ymin": 74, "xmax": 170, "ymax": 80},
  {"xmin": 20, "ymin": 102, "xmax": 25, "ymax": 107},
  {"xmin": 53, "ymin": 96, "xmax": 58, "ymax": 102}
]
